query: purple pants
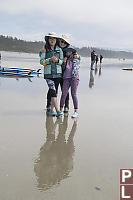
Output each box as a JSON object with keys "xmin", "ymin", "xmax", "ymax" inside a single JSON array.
[{"xmin": 60, "ymin": 78, "xmax": 79, "ymax": 109}]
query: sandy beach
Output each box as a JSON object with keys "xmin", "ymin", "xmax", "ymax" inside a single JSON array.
[{"xmin": 1, "ymin": 51, "xmax": 133, "ymax": 200}]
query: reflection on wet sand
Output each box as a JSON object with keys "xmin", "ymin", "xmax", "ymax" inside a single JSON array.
[
  {"xmin": 89, "ymin": 67, "xmax": 102, "ymax": 88},
  {"xmin": 34, "ymin": 115, "xmax": 77, "ymax": 191},
  {"xmin": 99, "ymin": 67, "xmax": 102, "ymax": 76},
  {"xmin": 89, "ymin": 70, "xmax": 94, "ymax": 88},
  {"xmin": 94, "ymin": 66, "xmax": 98, "ymax": 75}
]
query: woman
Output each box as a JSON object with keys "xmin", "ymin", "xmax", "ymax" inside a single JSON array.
[
  {"xmin": 46, "ymin": 34, "xmax": 70, "ymax": 113},
  {"xmin": 40, "ymin": 32, "xmax": 63, "ymax": 117}
]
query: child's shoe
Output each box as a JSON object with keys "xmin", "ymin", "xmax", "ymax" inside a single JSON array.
[
  {"xmin": 71, "ymin": 112, "xmax": 78, "ymax": 118},
  {"xmin": 56, "ymin": 110, "xmax": 63, "ymax": 117}
]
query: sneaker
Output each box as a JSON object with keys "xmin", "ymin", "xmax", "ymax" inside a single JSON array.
[
  {"xmin": 49, "ymin": 109, "xmax": 56, "ymax": 116},
  {"xmin": 56, "ymin": 110, "xmax": 63, "ymax": 117},
  {"xmin": 64, "ymin": 107, "xmax": 69, "ymax": 113},
  {"xmin": 71, "ymin": 112, "xmax": 78, "ymax": 118}
]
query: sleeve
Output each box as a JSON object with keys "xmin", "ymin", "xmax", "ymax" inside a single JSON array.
[
  {"xmin": 72, "ymin": 59, "xmax": 80, "ymax": 78},
  {"xmin": 40, "ymin": 52, "xmax": 51, "ymax": 66}
]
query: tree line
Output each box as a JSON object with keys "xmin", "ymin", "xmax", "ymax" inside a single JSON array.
[{"xmin": 0, "ymin": 35, "xmax": 133, "ymax": 59}]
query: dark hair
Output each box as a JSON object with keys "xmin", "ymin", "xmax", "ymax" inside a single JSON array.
[{"xmin": 45, "ymin": 36, "xmax": 57, "ymax": 52}]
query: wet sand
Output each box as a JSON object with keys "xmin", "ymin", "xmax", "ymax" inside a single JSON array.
[{"xmin": 1, "ymin": 52, "xmax": 133, "ymax": 200}]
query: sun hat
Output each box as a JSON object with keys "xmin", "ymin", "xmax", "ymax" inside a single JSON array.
[
  {"xmin": 44, "ymin": 32, "xmax": 60, "ymax": 41},
  {"xmin": 59, "ymin": 34, "xmax": 70, "ymax": 45}
]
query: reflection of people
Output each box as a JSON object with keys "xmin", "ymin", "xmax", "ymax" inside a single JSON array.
[
  {"xmin": 100, "ymin": 55, "xmax": 103, "ymax": 66},
  {"xmin": 90, "ymin": 50, "xmax": 96, "ymax": 70},
  {"xmin": 95, "ymin": 65, "xmax": 98, "ymax": 75},
  {"xmin": 34, "ymin": 115, "xmax": 77, "ymax": 191},
  {"xmin": 95, "ymin": 55, "xmax": 99, "ymax": 66},
  {"xmin": 89, "ymin": 70, "xmax": 94, "ymax": 88},
  {"xmin": 99, "ymin": 67, "xmax": 102, "ymax": 77}
]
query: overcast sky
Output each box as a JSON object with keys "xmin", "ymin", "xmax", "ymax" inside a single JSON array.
[{"xmin": 1, "ymin": 0, "xmax": 133, "ymax": 50}]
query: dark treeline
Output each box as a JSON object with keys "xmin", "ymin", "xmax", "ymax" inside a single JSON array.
[{"xmin": 0, "ymin": 35, "xmax": 133, "ymax": 59}]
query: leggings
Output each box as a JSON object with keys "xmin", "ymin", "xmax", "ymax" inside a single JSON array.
[
  {"xmin": 46, "ymin": 78, "xmax": 69, "ymax": 108},
  {"xmin": 60, "ymin": 78, "xmax": 79, "ymax": 109}
]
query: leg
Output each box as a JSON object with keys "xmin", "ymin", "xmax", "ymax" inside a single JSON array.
[
  {"xmin": 60, "ymin": 79, "xmax": 69, "ymax": 110},
  {"xmin": 60, "ymin": 79, "xmax": 71, "ymax": 111},
  {"xmin": 71, "ymin": 79, "xmax": 79, "ymax": 112},
  {"xmin": 46, "ymin": 79, "xmax": 59, "ymax": 112}
]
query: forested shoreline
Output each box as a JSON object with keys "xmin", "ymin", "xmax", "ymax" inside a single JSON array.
[{"xmin": 0, "ymin": 35, "xmax": 133, "ymax": 59}]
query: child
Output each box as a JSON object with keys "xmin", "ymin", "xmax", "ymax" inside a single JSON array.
[
  {"xmin": 40, "ymin": 32, "xmax": 63, "ymax": 117},
  {"xmin": 60, "ymin": 48, "xmax": 80, "ymax": 118}
]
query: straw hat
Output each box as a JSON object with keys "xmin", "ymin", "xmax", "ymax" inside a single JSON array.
[
  {"xmin": 44, "ymin": 32, "xmax": 60, "ymax": 41},
  {"xmin": 59, "ymin": 34, "xmax": 70, "ymax": 45}
]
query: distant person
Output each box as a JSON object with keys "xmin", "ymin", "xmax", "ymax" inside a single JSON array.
[
  {"xmin": 100, "ymin": 55, "xmax": 103, "ymax": 65},
  {"xmin": 91, "ymin": 50, "xmax": 96, "ymax": 70},
  {"xmin": 95, "ymin": 55, "xmax": 99, "ymax": 66}
]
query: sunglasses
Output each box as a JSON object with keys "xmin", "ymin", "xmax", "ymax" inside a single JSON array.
[{"xmin": 60, "ymin": 40, "xmax": 67, "ymax": 44}]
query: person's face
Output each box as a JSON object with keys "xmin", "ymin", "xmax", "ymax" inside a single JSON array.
[
  {"xmin": 48, "ymin": 37, "xmax": 56, "ymax": 46},
  {"xmin": 59, "ymin": 39, "xmax": 68, "ymax": 49},
  {"xmin": 66, "ymin": 51, "xmax": 73, "ymax": 57}
]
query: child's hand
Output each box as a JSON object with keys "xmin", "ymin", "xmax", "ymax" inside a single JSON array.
[
  {"xmin": 74, "ymin": 53, "xmax": 79, "ymax": 59},
  {"xmin": 72, "ymin": 77, "xmax": 76, "ymax": 81},
  {"xmin": 63, "ymin": 57, "xmax": 67, "ymax": 63}
]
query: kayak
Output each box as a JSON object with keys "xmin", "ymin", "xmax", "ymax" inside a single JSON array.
[
  {"xmin": 0, "ymin": 68, "xmax": 41, "ymax": 74},
  {"xmin": 122, "ymin": 68, "xmax": 133, "ymax": 71},
  {"xmin": 0, "ymin": 67, "xmax": 36, "ymax": 71},
  {"xmin": 0, "ymin": 71, "xmax": 34, "ymax": 77}
]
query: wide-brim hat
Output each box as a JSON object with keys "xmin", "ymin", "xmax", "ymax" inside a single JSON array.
[
  {"xmin": 59, "ymin": 34, "xmax": 70, "ymax": 45},
  {"xmin": 44, "ymin": 32, "xmax": 60, "ymax": 41}
]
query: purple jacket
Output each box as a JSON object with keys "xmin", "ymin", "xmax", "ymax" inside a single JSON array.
[{"xmin": 62, "ymin": 55, "xmax": 80, "ymax": 79}]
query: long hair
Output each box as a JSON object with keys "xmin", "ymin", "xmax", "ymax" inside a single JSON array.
[{"xmin": 45, "ymin": 37, "xmax": 57, "ymax": 52}]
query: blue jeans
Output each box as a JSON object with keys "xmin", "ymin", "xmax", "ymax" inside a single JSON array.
[{"xmin": 91, "ymin": 60, "xmax": 95, "ymax": 69}]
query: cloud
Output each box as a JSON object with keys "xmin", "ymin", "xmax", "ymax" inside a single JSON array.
[{"xmin": 1, "ymin": 0, "xmax": 133, "ymax": 50}]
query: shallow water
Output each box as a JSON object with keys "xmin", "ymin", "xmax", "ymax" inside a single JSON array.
[{"xmin": 0, "ymin": 52, "xmax": 133, "ymax": 200}]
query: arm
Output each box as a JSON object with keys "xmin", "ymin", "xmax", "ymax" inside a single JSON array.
[
  {"xmin": 72, "ymin": 59, "xmax": 80, "ymax": 78},
  {"xmin": 39, "ymin": 50, "xmax": 51, "ymax": 66}
]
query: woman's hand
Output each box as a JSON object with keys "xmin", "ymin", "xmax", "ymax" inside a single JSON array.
[
  {"xmin": 63, "ymin": 57, "xmax": 67, "ymax": 63},
  {"xmin": 50, "ymin": 56, "xmax": 58, "ymax": 62}
]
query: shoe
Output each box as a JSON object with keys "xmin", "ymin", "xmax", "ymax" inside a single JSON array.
[
  {"xmin": 64, "ymin": 107, "xmax": 69, "ymax": 113},
  {"xmin": 71, "ymin": 112, "xmax": 78, "ymax": 118},
  {"xmin": 56, "ymin": 110, "xmax": 63, "ymax": 117},
  {"xmin": 49, "ymin": 109, "xmax": 56, "ymax": 116}
]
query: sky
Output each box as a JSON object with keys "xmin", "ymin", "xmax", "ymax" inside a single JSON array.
[{"xmin": 1, "ymin": 0, "xmax": 133, "ymax": 50}]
